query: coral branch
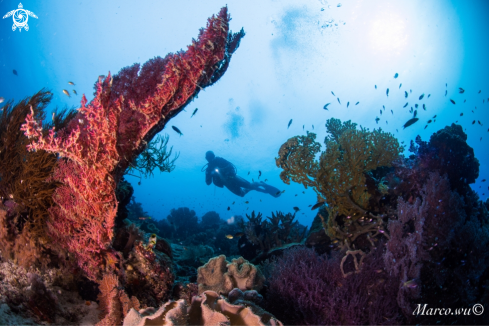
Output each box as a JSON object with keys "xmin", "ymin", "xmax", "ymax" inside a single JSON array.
[{"xmin": 21, "ymin": 7, "xmax": 244, "ymax": 281}]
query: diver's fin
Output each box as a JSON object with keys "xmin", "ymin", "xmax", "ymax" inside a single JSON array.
[{"xmin": 259, "ymin": 181, "xmax": 281, "ymax": 197}]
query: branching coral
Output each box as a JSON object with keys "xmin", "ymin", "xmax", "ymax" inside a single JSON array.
[
  {"xmin": 20, "ymin": 7, "xmax": 244, "ymax": 281},
  {"xmin": 265, "ymin": 246, "xmax": 400, "ymax": 325},
  {"xmin": 0, "ymin": 91, "xmax": 76, "ymax": 269},
  {"xmin": 276, "ymin": 118, "xmax": 402, "ymax": 249},
  {"xmin": 238, "ymin": 210, "xmax": 307, "ymax": 259},
  {"xmin": 125, "ymin": 134, "xmax": 179, "ymax": 180}
]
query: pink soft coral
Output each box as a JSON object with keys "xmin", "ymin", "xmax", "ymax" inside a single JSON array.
[{"xmin": 21, "ymin": 6, "xmax": 244, "ymax": 281}]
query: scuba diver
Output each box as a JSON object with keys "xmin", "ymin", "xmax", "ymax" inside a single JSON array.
[{"xmin": 203, "ymin": 151, "xmax": 281, "ymax": 198}]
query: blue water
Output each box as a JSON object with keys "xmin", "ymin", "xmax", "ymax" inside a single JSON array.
[{"xmin": 1, "ymin": 0, "xmax": 488, "ymax": 229}]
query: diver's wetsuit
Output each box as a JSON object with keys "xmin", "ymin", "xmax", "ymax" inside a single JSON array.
[{"xmin": 205, "ymin": 155, "xmax": 280, "ymax": 197}]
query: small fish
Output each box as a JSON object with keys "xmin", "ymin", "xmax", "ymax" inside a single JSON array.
[
  {"xmin": 240, "ymin": 243, "xmax": 246, "ymax": 248},
  {"xmin": 0, "ymin": 97, "xmax": 4, "ymax": 104},
  {"xmin": 446, "ymin": 83, "xmax": 448, "ymax": 87},
  {"xmin": 331, "ymin": 91, "xmax": 335, "ymax": 96},
  {"xmin": 375, "ymin": 117, "xmax": 380, "ymax": 124},
  {"xmin": 482, "ymin": 179, "xmax": 486, "ymax": 182},
  {"xmin": 403, "ymin": 279, "xmax": 418, "ymax": 289},
  {"xmin": 478, "ymin": 90, "xmax": 481, "ymax": 94},
  {"xmin": 245, "ymin": 201, "xmax": 249, "ymax": 204},
  {"xmin": 399, "ymin": 83, "xmax": 402, "ymax": 89},
  {"xmin": 460, "ymin": 113, "xmax": 463, "ymax": 116},
  {"xmin": 225, "ymin": 234, "xmax": 234, "ymax": 239},
  {"xmin": 459, "ymin": 87, "xmax": 465, "ymax": 94},
  {"xmin": 464, "ymin": 99, "xmax": 466, "ymax": 103},
  {"xmin": 403, "ymin": 102, "xmax": 408, "ymax": 108},
  {"xmin": 427, "ymin": 119, "xmax": 432, "ymax": 123},
  {"xmin": 288, "ymin": 119, "xmax": 293, "ymax": 129},
  {"xmin": 478, "ymin": 121, "xmax": 482, "ymax": 126},
  {"xmin": 383, "ymin": 105, "xmax": 385, "ymax": 110},
  {"xmin": 303, "ymin": 125, "xmax": 304, "ymax": 130},
  {"xmin": 323, "ymin": 103, "xmax": 331, "ymax": 110},
  {"xmin": 424, "ymin": 125, "xmax": 428, "ymax": 129},
  {"xmin": 172, "ymin": 126, "xmax": 183, "ymax": 136},
  {"xmin": 386, "ymin": 88, "xmax": 389, "ymax": 97},
  {"xmin": 445, "ymin": 90, "xmax": 447, "ymax": 96},
  {"xmin": 248, "ymin": 171, "xmax": 250, "ymax": 175},
  {"xmin": 394, "ymin": 73, "xmax": 399, "ymax": 79},
  {"xmin": 450, "ymin": 99, "xmax": 455, "ymax": 105},
  {"xmin": 347, "ymin": 102, "xmax": 349, "ymax": 108},
  {"xmin": 380, "ymin": 110, "xmax": 382, "ymax": 115},
  {"xmin": 232, "ymin": 201, "xmax": 235, "ymax": 204},
  {"xmin": 293, "ymin": 206, "xmax": 300, "ymax": 211},
  {"xmin": 227, "ymin": 206, "xmax": 230, "ymax": 211},
  {"xmin": 433, "ymin": 115, "xmax": 437, "ymax": 118},
  {"xmin": 413, "ymin": 110, "xmax": 417, "ymax": 118},
  {"xmin": 337, "ymin": 97, "xmax": 341, "ymax": 104},
  {"xmin": 258, "ymin": 171, "xmax": 262, "ymax": 178},
  {"xmin": 375, "ymin": 269, "xmax": 383, "ymax": 273},
  {"xmin": 264, "ymin": 179, "xmax": 268, "ymax": 182},
  {"xmin": 415, "ymin": 104, "xmax": 418, "ymax": 108},
  {"xmin": 422, "ymin": 104, "xmax": 426, "ymax": 111},
  {"xmin": 428, "ymin": 94, "xmax": 431, "ymax": 98},
  {"xmin": 191, "ymin": 108, "xmax": 198, "ymax": 117},
  {"xmin": 312, "ymin": 125, "xmax": 314, "ymax": 130},
  {"xmin": 419, "ymin": 94, "xmax": 424, "ymax": 100},
  {"xmin": 12, "ymin": 69, "xmax": 18, "ymax": 76},
  {"xmin": 234, "ymin": 232, "xmax": 244, "ymax": 238},
  {"xmin": 355, "ymin": 102, "xmax": 359, "ymax": 105},
  {"xmin": 403, "ymin": 118, "xmax": 419, "ymax": 129},
  {"xmin": 391, "ymin": 110, "xmax": 393, "ymax": 114},
  {"xmin": 139, "ymin": 216, "xmax": 152, "ymax": 220},
  {"xmin": 73, "ymin": 89, "xmax": 77, "ymax": 95},
  {"xmin": 405, "ymin": 91, "xmax": 408, "ymax": 98},
  {"xmin": 63, "ymin": 89, "xmax": 71, "ymax": 97},
  {"xmin": 68, "ymin": 81, "xmax": 75, "ymax": 85},
  {"xmin": 472, "ymin": 120, "xmax": 476, "ymax": 125},
  {"xmin": 386, "ymin": 121, "xmax": 388, "ymax": 124},
  {"xmin": 410, "ymin": 89, "xmax": 412, "ymax": 93},
  {"xmin": 375, "ymin": 85, "xmax": 377, "ymax": 89},
  {"xmin": 276, "ymin": 191, "xmax": 281, "ymax": 196}
]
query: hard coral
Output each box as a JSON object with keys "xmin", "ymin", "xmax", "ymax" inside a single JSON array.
[
  {"xmin": 20, "ymin": 7, "xmax": 244, "ymax": 282},
  {"xmin": 197, "ymin": 255, "xmax": 264, "ymax": 295}
]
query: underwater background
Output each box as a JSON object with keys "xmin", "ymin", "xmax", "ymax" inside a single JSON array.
[
  {"xmin": 1, "ymin": 0, "xmax": 489, "ymax": 325},
  {"xmin": 2, "ymin": 0, "xmax": 487, "ymax": 228}
]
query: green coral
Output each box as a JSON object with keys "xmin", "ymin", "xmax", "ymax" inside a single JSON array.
[{"xmin": 276, "ymin": 118, "xmax": 402, "ymax": 243}]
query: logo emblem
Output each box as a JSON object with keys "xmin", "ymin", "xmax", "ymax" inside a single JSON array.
[{"xmin": 3, "ymin": 3, "xmax": 38, "ymax": 32}]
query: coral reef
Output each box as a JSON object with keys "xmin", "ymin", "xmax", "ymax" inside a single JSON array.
[
  {"xmin": 197, "ymin": 255, "xmax": 265, "ymax": 295},
  {"xmin": 237, "ymin": 210, "xmax": 307, "ymax": 262},
  {"xmin": 18, "ymin": 6, "xmax": 244, "ymax": 282},
  {"xmin": 122, "ymin": 290, "xmax": 283, "ymax": 326},
  {"xmin": 166, "ymin": 207, "xmax": 199, "ymax": 239},
  {"xmin": 264, "ymin": 246, "xmax": 400, "ymax": 325},
  {"xmin": 276, "ymin": 118, "xmax": 402, "ymax": 249},
  {"xmin": 0, "ymin": 90, "xmax": 75, "ymax": 270}
]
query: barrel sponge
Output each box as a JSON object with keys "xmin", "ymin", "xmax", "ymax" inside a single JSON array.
[{"xmin": 225, "ymin": 257, "xmax": 265, "ymax": 292}]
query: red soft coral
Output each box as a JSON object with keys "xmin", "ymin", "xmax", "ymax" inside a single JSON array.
[{"xmin": 21, "ymin": 7, "xmax": 244, "ymax": 281}]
